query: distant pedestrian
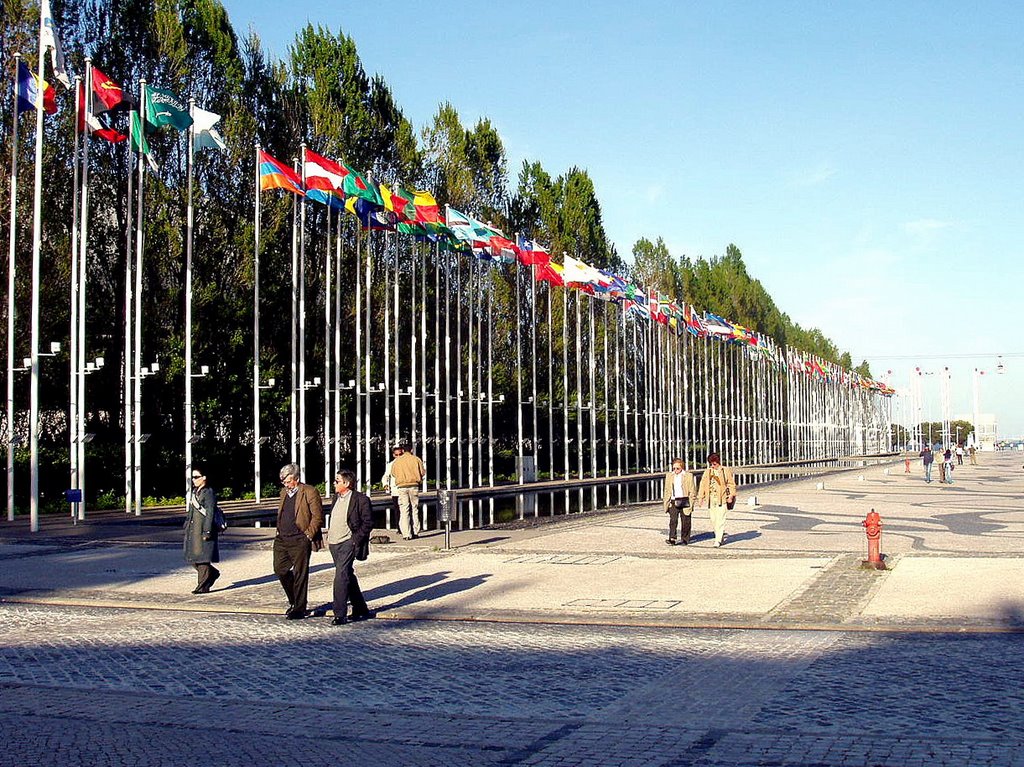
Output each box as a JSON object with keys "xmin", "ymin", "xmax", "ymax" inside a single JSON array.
[
  {"xmin": 955, "ymin": 444, "xmax": 965, "ymax": 465},
  {"xmin": 919, "ymin": 446, "xmax": 934, "ymax": 483},
  {"xmin": 326, "ymin": 469, "xmax": 374, "ymax": 626},
  {"xmin": 662, "ymin": 458, "xmax": 697, "ymax": 545},
  {"xmin": 183, "ymin": 464, "xmax": 220, "ymax": 594},
  {"xmin": 969, "ymin": 445, "xmax": 977, "ymax": 465},
  {"xmin": 381, "ymin": 446, "xmax": 403, "ymax": 532},
  {"xmin": 273, "ymin": 463, "xmax": 324, "ymax": 620},
  {"xmin": 943, "ymin": 448, "xmax": 955, "ymax": 484},
  {"xmin": 696, "ymin": 453, "xmax": 737, "ymax": 547},
  {"xmin": 391, "ymin": 445, "xmax": 426, "ymax": 540}
]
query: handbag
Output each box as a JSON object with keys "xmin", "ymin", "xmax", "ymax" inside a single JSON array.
[
  {"xmin": 726, "ymin": 498, "xmax": 736, "ymax": 511},
  {"xmin": 671, "ymin": 497, "xmax": 689, "ymax": 510},
  {"xmin": 213, "ymin": 505, "xmax": 228, "ymax": 533}
]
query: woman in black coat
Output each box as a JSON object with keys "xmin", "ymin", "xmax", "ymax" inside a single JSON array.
[{"xmin": 184, "ymin": 465, "xmax": 220, "ymax": 593}]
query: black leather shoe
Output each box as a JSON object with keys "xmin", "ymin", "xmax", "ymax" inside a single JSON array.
[
  {"xmin": 349, "ymin": 610, "xmax": 375, "ymax": 622},
  {"xmin": 283, "ymin": 604, "xmax": 294, "ymax": 616},
  {"xmin": 665, "ymin": 538, "xmax": 676, "ymax": 546},
  {"xmin": 331, "ymin": 616, "xmax": 348, "ymax": 626},
  {"xmin": 206, "ymin": 570, "xmax": 219, "ymax": 590},
  {"xmin": 285, "ymin": 609, "xmax": 307, "ymax": 620}
]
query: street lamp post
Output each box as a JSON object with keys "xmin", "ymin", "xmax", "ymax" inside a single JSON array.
[
  {"xmin": 254, "ymin": 376, "xmax": 275, "ymax": 503},
  {"xmin": 133, "ymin": 360, "xmax": 159, "ymax": 516}
]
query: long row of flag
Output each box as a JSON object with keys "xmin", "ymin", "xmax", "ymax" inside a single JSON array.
[{"xmin": 11, "ymin": 7, "xmax": 892, "ymax": 399}]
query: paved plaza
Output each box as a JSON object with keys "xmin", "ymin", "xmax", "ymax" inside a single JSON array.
[{"xmin": 1, "ymin": 452, "xmax": 1023, "ymax": 765}]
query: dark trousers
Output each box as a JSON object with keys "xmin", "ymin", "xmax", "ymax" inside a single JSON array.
[
  {"xmin": 273, "ymin": 536, "xmax": 312, "ymax": 612},
  {"xmin": 194, "ymin": 562, "xmax": 218, "ymax": 588},
  {"xmin": 330, "ymin": 541, "xmax": 368, "ymax": 618},
  {"xmin": 668, "ymin": 508, "xmax": 692, "ymax": 542}
]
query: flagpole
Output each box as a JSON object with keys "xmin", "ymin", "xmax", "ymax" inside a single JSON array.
[
  {"xmin": 253, "ymin": 144, "xmax": 262, "ymax": 502},
  {"xmin": 76, "ymin": 65, "xmax": 93, "ymax": 521},
  {"xmin": 363, "ymin": 227, "xmax": 373, "ymax": 491},
  {"xmin": 68, "ymin": 71, "xmax": 81, "ymax": 522},
  {"xmin": 297, "ymin": 151, "xmax": 307, "ymax": 480},
  {"xmin": 6, "ymin": 53, "xmax": 22, "ymax": 522},
  {"xmin": 354, "ymin": 223, "xmax": 362, "ymax": 489},
  {"xmin": 123, "ymin": 121, "xmax": 135, "ymax": 517},
  {"xmin": 515, "ymin": 238, "xmax": 523, "ymax": 483},
  {"xmin": 289, "ymin": 158, "xmax": 298, "ymax": 466},
  {"xmin": 333, "ymin": 210, "xmax": 342, "ymax": 476},
  {"xmin": 28, "ymin": 19, "xmax": 49, "ymax": 532},
  {"xmin": 132, "ymin": 80, "xmax": 147, "ymax": 516},
  {"xmin": 323, "ymin": 204, "xmax": 332, "ymax": 487},
  {"xmin": 184, "ymin": 98, "xmax": 195, "ymax": 487},
  {"xmin": 530, "ymin": 259, "xmax": 538, "ymax": 486}
]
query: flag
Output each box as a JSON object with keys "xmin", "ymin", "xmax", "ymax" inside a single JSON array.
[
  {"xmin": 535, "ymin": 261, "xmax": 564, "ymax": 287},
  {"xmin": 303, "ymin": 148, "xmax": 348, "ymax": 192},
  {"xmin": 16, "ymin": 60, "xmax": 56, "ymax": 115},
  {"xmin": 40, "ymin": 0, "xmax": 71, "ymax": 89},
  {"xmin": 191, "ymin": 106, "xmax": 225, "ymax": 151},
  {"xmin": 340, "ymin": 162, "xmax": 383, "ymax": 205},
  {"xmin": 258, "ymin": 150, "xmax": 304, "ymax": 195},
  {"xmin": 90, "ymin": 66, "xmax": 134, "ymax": 113},
  {"xmin": 380, "ymin": 184, "xmax": 415, "ymax": 222},
  {"xmin": 77, "ymin": 81, "xmax": 126, "ymax": 142},
  {"xmin": 412, "ymin": 190, "xmax": 441, "ymax": 224},
  {"xmin": 515, "ymin": 236, "xmax": 551, "ymax": 267},
  {"xmin": 704, "ymin": 313, "xmax": 734, "ymax": 339},
  {"xmin": 130, "ymin": 110, "xmax": 158, "ymax": 170},
  {"xmin": 563, "ymin": 255, "xmax": 604, "ymax": 285},
  {"xmin": 144, "ymin": 85, "xmax": 192, "ymax": 132}
]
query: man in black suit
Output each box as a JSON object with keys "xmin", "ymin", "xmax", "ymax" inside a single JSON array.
[{"xmin": 325, "ymin": 469, "xmax": 374, "ymax": 626}]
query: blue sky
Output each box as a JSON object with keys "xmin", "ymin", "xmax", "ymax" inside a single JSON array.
[{"xmin": 221, "ymin": 0, "xmax": 1023, "ymax": 437}]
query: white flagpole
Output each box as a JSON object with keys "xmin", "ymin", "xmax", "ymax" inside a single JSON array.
[
  {"xmin": 297, "ymin": 151, "xmax": 307, "ymax": 480},
  {"xmin": 289, "ymin": 158, "xmax": 298, "ymax": 465},
  {"xmin": 132, "ymin": 80, "xmax": 147, "ymax": 516},
  {"xmin": 68, "ymin": 71, "xmax": 81, "ymax": 521},
  {"xmin": 515, "ymin": 239, "xmax": 523, "ymax": 483},
  {"xmin": 75, "ymin": 65, "xmax": 92, "ymax": 521},
  {"xmin": 354, "ymin": 224, "xmax": 362, "ymax": 489},
  {"xmin": 28, "ymin": 20, "xmax": 49, "ymax": 532},
  {"xmin": 323, "ymin": 204, "xmax": 332, "ymax": 486},
  {"xmin": 253, "ymin": 144, "xmax": 262, "ymax": 501},
  {"xmin": 184, "ymin": 98, "xmax": 195, "ymax": 487},
  {"xmin": 123, "ymin": 118, "xmax": 134, "ymax": 516},
  {"xmin": 6, "ymin": 53, "xmax": 22, "ymax": 522},
  {"xmin": 333, "ymin": 214, "xmax": 342, "ymax": 475}
]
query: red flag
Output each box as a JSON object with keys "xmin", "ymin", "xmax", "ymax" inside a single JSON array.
[
  {"xmin": 90, "ymin": 66, "xmax": 134, "ymax": 113},
  {"xmin": 77, "ymin": 82, "xmax": 127, "ymax": 142}
]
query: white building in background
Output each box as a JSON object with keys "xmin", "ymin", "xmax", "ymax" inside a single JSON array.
[{"xmin": 958, "ymin": 412, "xmax": 998, "ymax": 451}]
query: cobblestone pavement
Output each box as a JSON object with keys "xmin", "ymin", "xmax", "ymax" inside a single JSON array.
[{"xmin": 2, "ymin": 603, "xmax": 1023, "ymax": 766}]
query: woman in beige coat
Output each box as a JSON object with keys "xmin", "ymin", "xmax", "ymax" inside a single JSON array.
[
  {"xmin": 662, "ymin": 458, "xmax": 697, "ymax": 545},
  {"xmin": 695, "ymin": 452, "xmax": 737, "ymax": 547}
]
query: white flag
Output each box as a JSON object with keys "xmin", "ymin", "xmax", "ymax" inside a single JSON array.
[
  {"xmin": 192, "ymin": 106, "xmax": 226, "ymax": 152},
  {"xmin": 40, "ymin": 0, "xmax": 71, "ymax": 89}
]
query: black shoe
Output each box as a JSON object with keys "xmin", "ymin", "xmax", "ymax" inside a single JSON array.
[
  {"xmin": 284, "ymin": 604, "xmax": 294, "ymax": 616},
  {"xmin": 191, "ymin": 586, "xmax": 203, "ymax": 594},
  {"xmin": 331, "ymin": 616, "xmax": 348, "ymax": 626},
  {"xmin": 285, "ymin": 608, "xmax": 307, "ymax": 620},
  {"xmin": 201, "ymin": 569, "xmax": 219, "ymax": 592},
  {"xmin": 666, "ymin": 539, "xmax": 676, "ymax": 546},
  {"xmin": 349, "ymin": 610, "xmax": 375, "ymax": 622},
  {"xmin": 680, "ymin": 538, "xmax": 689, "ymax": 545}
]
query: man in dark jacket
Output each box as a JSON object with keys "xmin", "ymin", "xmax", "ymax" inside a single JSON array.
[
  {"xmin": 274, "ymin": 462, "xmax": 324, "ymax": 619},
  {"xmin": 325, "ymin": 469, "xmax": 374, "ymax": 625}
]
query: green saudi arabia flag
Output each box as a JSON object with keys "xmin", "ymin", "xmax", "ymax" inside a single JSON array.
[{"xmin": 144, "ymin": 85, "xmax": 193, "ymax": 131}]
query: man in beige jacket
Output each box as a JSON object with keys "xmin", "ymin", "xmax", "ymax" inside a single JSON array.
[
  {"xmin": 695, "ymin": 452, "xmax": 737, "ymax": 547},
  {"xmin": 391, "ymin": 445, "xmax": 426, "ymax": 539},
  {"xmin": 661, "ymin": 458, "xmax": 697, "ymax": 545}
]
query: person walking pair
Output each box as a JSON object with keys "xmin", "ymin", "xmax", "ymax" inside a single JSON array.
[{"xmin": 662, "ymin": 454, "xmax": 737, "ymax": 548}]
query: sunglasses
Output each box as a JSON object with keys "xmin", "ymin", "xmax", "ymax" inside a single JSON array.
[{"xmin": 191, "ymin": 474, "xmax": 204, "ymax": 479}]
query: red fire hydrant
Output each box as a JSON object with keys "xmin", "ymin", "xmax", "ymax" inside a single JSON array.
[{"xmin": 861, "ymin": 509, "xmax": 886, "ymax": 570}]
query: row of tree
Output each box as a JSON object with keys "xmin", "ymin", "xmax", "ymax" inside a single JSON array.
[{"xmin": 2, "ymin": 0, "xmax": 873, "ymax": 509}]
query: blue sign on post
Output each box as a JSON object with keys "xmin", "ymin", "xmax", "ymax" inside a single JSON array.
[{"xmin": 65, "ymin": 489, "xmax": 82, "ymax": 503}]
